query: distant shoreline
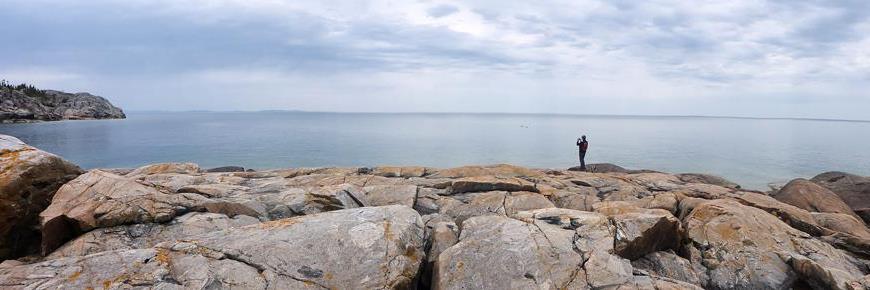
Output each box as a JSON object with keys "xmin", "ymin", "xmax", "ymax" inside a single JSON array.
[{"xmin": 123, "ymin": 110, "xmax": 870, "ymax": 123}]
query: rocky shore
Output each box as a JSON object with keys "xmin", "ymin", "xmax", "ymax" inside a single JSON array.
[
  {"xmin": 0, "ymin": 85, "xmax": 125, "ymax": 123},
  {"xmin": 1, "ymin": 134, "xmax": 869, "ymax": 289}
]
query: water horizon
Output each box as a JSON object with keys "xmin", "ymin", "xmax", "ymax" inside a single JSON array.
[{"xmin": 2, "ymin": 111, "xmax": 868, "ymax": 190}]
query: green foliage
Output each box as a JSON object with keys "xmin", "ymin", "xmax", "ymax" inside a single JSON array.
[{"xmin": 1, "ymin": 79, "xmax": 48, "ymax": 100}]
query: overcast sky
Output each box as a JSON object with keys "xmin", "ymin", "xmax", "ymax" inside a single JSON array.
[{"xmin": 2, "ymin": 0, "xmax": 869, "ymax": 119}]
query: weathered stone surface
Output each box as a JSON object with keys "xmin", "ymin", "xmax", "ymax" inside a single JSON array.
[
  {"xmin": 435, "ymin": 213, "xmax": 586, "ymax": 289},
  {"xmin": 811, "ymin": 171, "xmax": 870, "ymax": 224},
  {"xmin": 775, "ymin": 178, "xmax": 862, "ymax": 221},
  {"xmin": 1, "ymin": 205, "xmax": 424, "ymax": 290},
  {"xmin": 632, "ymin": 251, "xmax": 704, "ymax": 286},
  {"xmin": 47, "ymin": 212, "xmax": 259, "ymax": 259},
  {"xmin": 362, "ymin": 184, "xmax": 418, "ymax": 208},
  {"xmin": 126, "ymin": 162, "xmax": 201, "ymax": 177},
  {"xmin": 677, "ymin": 173, "xmax": 741, "ymax": 189},
  {"xmin": 372, "ymin": 166, "xmax": 429, "ymax": 178},
  {"xmin": 551, "ymin": 190, "xmax": 600, "ymax": 211},
  {"xmin": 583, "ymin": 163, "xmax": 628, "ymax": 173},
  {"xmin": 1, "ymin": 153, "xmax": 864, "ymax": 290},
  {"xmin": 684, "ymin": 199, "xmax": 865, "ymax": 290},
  {"xmin": 604, "ymin": 207, "xmax": 682, "ymax": 260},
  {"xmin": 437, "ymin": 191, "xmax": 554, "ymax": 224},
  {"xmin": 39, "ymin": 170, "xmax": 209, "ymax": 254},
  {"xmin": 0, "ymin": 135, "xmax": 83, "ymax": 260},
  {"xmin": 428, "ymin": 164, "xmax": 543, "ymax": 179},
  {"xmin": 448, "ymin": 176, "xmax": 538, "ymax": 194}
]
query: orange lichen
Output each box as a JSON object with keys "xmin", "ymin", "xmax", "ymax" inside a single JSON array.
[
  {"xmin": 259, "ymin": 218, "xmax": 300, "ymax": 229},
  {"xmin": 383, "ymin": 220, "xmax": 394, "ymax": 240},
  {"xmin": 155, "ymin": 248, "xmax": 172, "ymax": 265},
  {"xmin": 67, "ymin": 270, "xmax": 82, "ymax": 282}
]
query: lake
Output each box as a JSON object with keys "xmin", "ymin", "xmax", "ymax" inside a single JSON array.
[{"xmin": 1, "ymin": 111, "xmax": 868, "ymax": 190}]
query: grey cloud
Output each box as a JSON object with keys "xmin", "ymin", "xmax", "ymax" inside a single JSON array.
[
  {"xmin": 0, "ymin": 0, "xmax": 868, "ymax": 120},
  {"xmin": 426, "ymin": 4, "xmax": 459, "ymax": 18}
]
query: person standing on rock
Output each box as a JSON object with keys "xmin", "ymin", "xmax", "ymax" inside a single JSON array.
[{"xmin": 576, "ymin": 135, "xmax": 589, "ymax": 171}]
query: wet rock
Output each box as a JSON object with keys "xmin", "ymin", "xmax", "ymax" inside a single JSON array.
[
  {"xmin": 204, "ymin": 166, "xmax": 246, "ymax": 173},
  {"xmin": 775, "ymin": 178, "xmax": 862, "ymax": 222},
  {"xmin": 39, "ymin": 170, "xmax": 209, "ymax": 254},
  {"xmin": 0, "ymin": 135, "xmax": 83, "ymax": 260},
  {"xmin": 1, "ymin": 205, "xmax": 425, "ymax": 290},
  {"xmin": 677, "ymin": 173, "xmax": 741, "ymax": 189}
]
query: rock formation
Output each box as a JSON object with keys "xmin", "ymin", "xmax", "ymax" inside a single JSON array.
[
  {"xmin": 812, "ymin": 171, "xmax": 870, "ymax": 224},
  {"xmin": 1, "ymin": 135, "xmax": 869, "ymax": 289},
  {"xmin": 0, "ymin": 85, "xmax": 125, "ymax": 123},
  {"xmin": 0, "ymin": 135, "xmax": 82, "ymax": 260}
]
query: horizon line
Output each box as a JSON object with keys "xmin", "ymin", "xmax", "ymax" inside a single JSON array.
[{"xmin": 125, "ymin": 109, "xmax": 870, "ymax": 123}]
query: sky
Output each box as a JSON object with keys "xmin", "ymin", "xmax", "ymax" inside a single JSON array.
[{"xmin": 2, "ymin": 0, "xmax": 869, "ymax": 119}]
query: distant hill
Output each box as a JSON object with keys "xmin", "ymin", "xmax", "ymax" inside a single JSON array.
[{"xmin": 0, "ymin": 81, "xmax": 125, "ymax": 123}]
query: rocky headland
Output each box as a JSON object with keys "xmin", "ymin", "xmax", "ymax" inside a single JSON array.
[
  {"xmin": 0, "ymin": 82, "xmax": 125, "ymax": 123},
  {"xmin": 1, "ymin": 134, "xmax": 869, "ymax": 289}
]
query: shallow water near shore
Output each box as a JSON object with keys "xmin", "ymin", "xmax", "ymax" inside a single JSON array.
[{"xmin": 1, "ymin": 111, "xmax": 868, "ymax": 190}]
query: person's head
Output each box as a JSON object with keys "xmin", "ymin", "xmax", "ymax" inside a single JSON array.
[{"xmin": 581, "ymin": 135, "xmax": 586, "ymax": 141}]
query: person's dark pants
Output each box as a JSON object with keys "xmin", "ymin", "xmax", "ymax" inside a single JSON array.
[{"xmin": 579, "ymin": 151, "xmax": 587, "ymax": 171}]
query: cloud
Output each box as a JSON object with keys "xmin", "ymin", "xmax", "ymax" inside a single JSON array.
[
  {"xmin": 0, "ymin": 0, "xmax": 868, "ymax": 119},
  {"xmin": 427, "ymin": 4, "xmax": 460, "ymax": 18}
]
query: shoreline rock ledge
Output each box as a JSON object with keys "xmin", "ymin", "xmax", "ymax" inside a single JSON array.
[
  {"xmin": 0, "ymin": 84, "xmax": 125, "ymax": 123},
  {"xmin": 1, "ymin": 134, "xmax": 869, "ymax": 289}
]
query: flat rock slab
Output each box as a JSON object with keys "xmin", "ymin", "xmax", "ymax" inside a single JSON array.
[{"xmin": 1, "ymin": 205, "xmax": 425, "ymax": 290}]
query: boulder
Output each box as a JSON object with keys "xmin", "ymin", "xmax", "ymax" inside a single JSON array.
[
  {"xmin": 683, "ymin": 199, "xmax": 865, "ymax": 290},
  {"xmin": 362, "ymin": 184, "xmax": 418, "ymax": 208},
  {"xmin": 811, "ymin": 171, "xmax": 870, "ymax": 224},
  {"xmin": 427, "ymin": 164, "xmax": 543, "ymax": 179},
  {"xmin": 204, "ymin": 166, "xmax": 246, "ymax": 173},
  {"xmin": 775, "ymin": 179, "xmax": 861, "ymax": 221},
  {"xmin": 126, "ymin": 162, "xmax": 201, "ymax": 177},
  {"xmin": 39, "ymin": 170, "xmax": 209, "ymax": 254},
  {"xmin": 435, "ymin": 210, "xmax": 614, "ymax": 289},
  {"xmin": 0, "ymin": 205, "xmax": 425, "ymax": 289},
  {"xmin": 0, "ymin": 135, "xmax": 82, "ymax": 260},
  {"xmin": 372, "ymin": 166, "xmax": 429, "ymax": 178},
  {"xmin": 583, "ymin": 163, "xmax": 628, "ymax": 173},
  {"xmin": 448, "ymin": 176, "xmax": 538, "ymax": 194},
  {"xmin": 598, "ymin": 206, "xmax": 682, "ymax": 260},
  {"xmin": 677, "ymin": 173, "xmax": 741, "ymax": 189}
]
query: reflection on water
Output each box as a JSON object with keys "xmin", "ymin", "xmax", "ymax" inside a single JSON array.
[{"xmin": 1, "ymin": 111, "xmax": 868, "ymax": 190}]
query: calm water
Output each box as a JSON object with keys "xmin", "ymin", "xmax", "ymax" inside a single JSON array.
[{"xmin": 1, "ymin": 111, "xmax": 868, "ymax": 190}]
